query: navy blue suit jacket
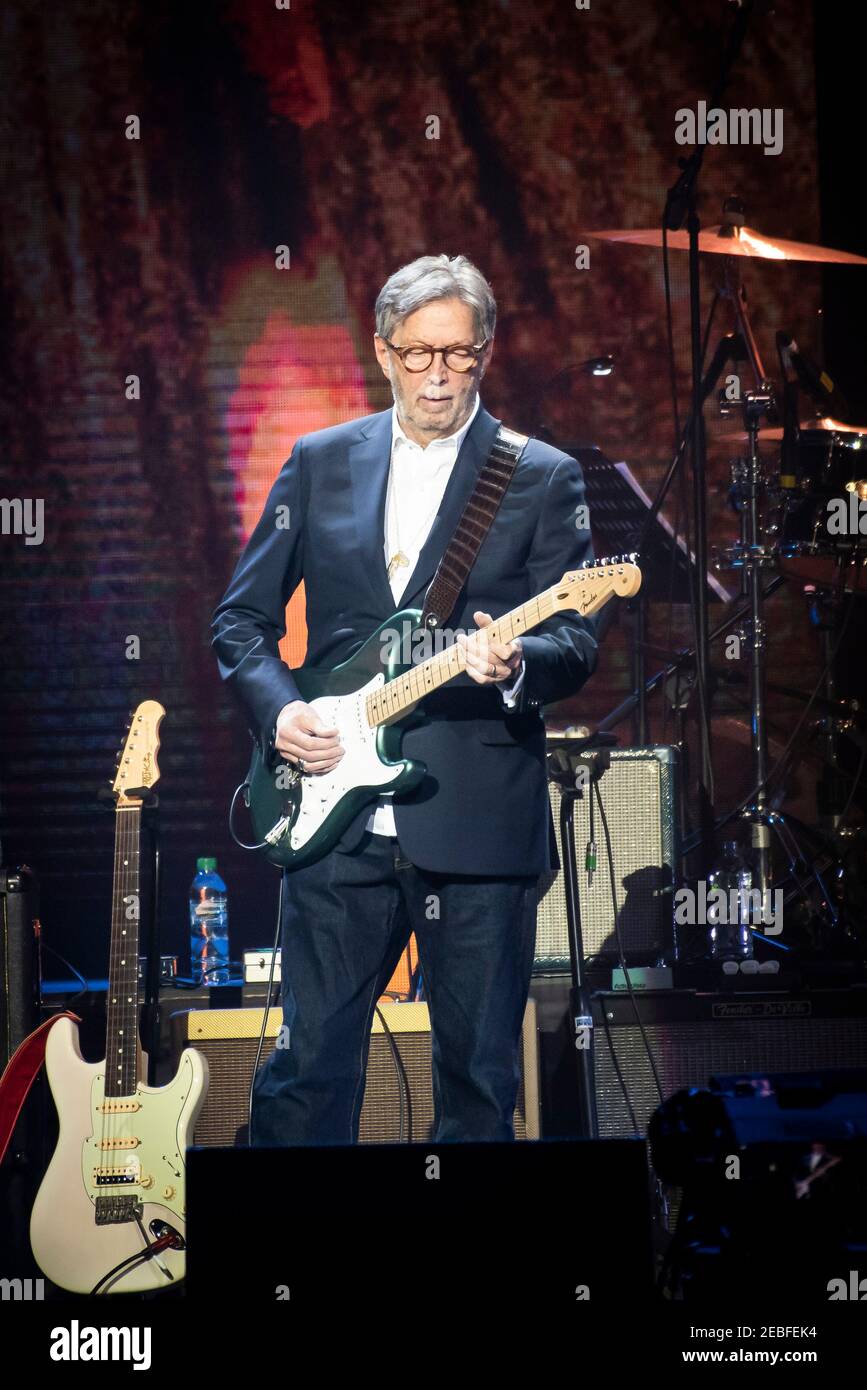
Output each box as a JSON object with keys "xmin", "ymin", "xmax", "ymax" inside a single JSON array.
[{"xmin": 211, "ymin": 403, "xmax": 597, "ymax": 874}]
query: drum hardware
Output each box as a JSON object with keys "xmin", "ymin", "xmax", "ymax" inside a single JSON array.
[
  {"xmin": 585, "ymin": 219, "xmax": 867, "ymax": 265},
  {"xmin": 714, "ymin": 543, "xmax": 778, "ymax": 571},
  {"xmin": 599, "ymin": 576, "xmax": 789, "ymax": 753},
  {"xmin": 717, "ymin": 416, "xmax": 867, "ymax": 444},
  {"xmin": 699, "ymin": 390, "xmax": 854, "ymax": 953},
  {"xmin": 805, "ymin": 585, "xmax": 861, "ymax": 835},
  {"xmin": 722, "ymin": 387, "xmax": 779, "ymax": 905},
  {"xmin": 582, "ymin": 160, "xmax": 867, "ymax": 957}
]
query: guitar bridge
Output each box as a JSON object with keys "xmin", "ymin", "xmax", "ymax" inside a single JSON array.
[{"xmin": 95, "ymin": 1195, "xmax": 143, "ymax": 1226}]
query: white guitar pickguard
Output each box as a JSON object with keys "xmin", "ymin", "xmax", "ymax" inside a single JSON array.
[{"xmin": 289, "ymin": 673, "xmax": 404, "ymax": 851}]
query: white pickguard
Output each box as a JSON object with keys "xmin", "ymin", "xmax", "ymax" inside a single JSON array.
[
  {"xmin": 30, "ymin": 1016, "xmax": 208, "ymax": 1294},
  {"xmin": 288, "ymin": 673, "xmax": 406, "ymax": 851}
]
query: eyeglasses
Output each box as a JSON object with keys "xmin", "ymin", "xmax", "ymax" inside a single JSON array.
[{"xmin": 381, "ymin": 337, "xmax": 489, "ymax": 373}]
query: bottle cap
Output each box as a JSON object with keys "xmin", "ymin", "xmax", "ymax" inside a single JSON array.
[{"xmin": 196, "ymin": 857, "xmax": 217, "ymax": 873}]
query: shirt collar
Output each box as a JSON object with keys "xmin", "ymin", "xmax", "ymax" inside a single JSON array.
[{"xmin": 391, "ymin": 393, "xmax": 481, "ymax": 455}]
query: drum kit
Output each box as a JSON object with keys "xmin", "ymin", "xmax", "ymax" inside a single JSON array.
[{"xmin": 585, "ymin": 198, "xmax": 867, "ymax": 960}]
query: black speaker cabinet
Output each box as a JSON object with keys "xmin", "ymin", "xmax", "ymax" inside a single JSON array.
[
  {"xmin": 186, "ymin": 1138, "xmax": 653, "ymax": 1309},
  {"xmin": 592, "ymin": 986, "xmax": 867, "ymax": 1138},
  {"xmin": 171, "ymin": 999, "xmax": 540, "ymax": 1145},
  {"xmin": 0, "ymin": 865, "xmax": 39, "ymax": 1071},
  {"xmin": 535, "ymin": 745, "xmax": 678, "ymax": 972}
]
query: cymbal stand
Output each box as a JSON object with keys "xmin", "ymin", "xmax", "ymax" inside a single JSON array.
[
  {"xmin": 728, "ymin": 386, "xmax": 776, "ymax": 900},
  {"xmin": 726, "ymin": 389, "xmax": 840, "ymax": 932}
]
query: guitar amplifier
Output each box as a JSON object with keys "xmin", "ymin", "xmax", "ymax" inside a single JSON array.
[
  {"xmin": 535, "ymin": 745, "xmax": 678, "ymax": 971},
  {"xmin": 592, "ymin": 986, "xmax": 867, "ymax": 1139},
  {"xmin": 0, "ymin": 865, "xmax": 39, "ymax": 1071},
  {"xmin": 171, "ymin": 998, "xmax": 540, "ymax": 1145},
  {"xmin": 242, "ymin": 937, "xmax": 420, "ymax": 1001}
]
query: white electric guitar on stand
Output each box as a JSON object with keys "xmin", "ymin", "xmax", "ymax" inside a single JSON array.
[{"xmin": 30, "ymin": 701, "xmax": 208, "ymax": 1294}]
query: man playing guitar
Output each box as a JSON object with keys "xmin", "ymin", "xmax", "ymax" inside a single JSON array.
[{"xmin": 212, "ymin": 254, "xmax": 598, "ymax": 1145}]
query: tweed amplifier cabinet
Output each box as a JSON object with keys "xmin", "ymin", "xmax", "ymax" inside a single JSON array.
[
  {"xmin": 171, "ymin": 998, "xmax": 540, "ymax": 1145},
  {"xmin": 535, "ymin": 744, "xmax": 678, "ymax": 971},
  {"xmin": 592, "ymin": 986, "xmax": 867, "ymax": 1139}
]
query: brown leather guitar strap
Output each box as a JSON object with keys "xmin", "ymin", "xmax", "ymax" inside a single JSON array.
[{"xmin": 420, "ymin": 423, "xmax": 529, "ymax": 630}]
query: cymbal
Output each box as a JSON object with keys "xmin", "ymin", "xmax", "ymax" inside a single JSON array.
[
  {"xmin": 585, "ymin": 225, "xmax": 867, "ymax": 265},
  {"xmin": 716, "ymin": 416, "xmax": 867, "ymax": 443}
]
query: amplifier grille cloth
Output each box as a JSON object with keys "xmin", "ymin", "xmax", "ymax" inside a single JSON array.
[
  {"xmin": 536, "ymin": 747, "xmax": 677, "ymax": 969},
  {"xmin": 594, "ymin": 1012, "xmax": 867, "ymax": 1139},
  {"xmin": 175, "ymin": 1000, "xmax": 539, "ymax": 1145}
]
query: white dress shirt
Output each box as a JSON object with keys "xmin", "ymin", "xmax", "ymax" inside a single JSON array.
[{"xmin": 365, "ymin": 395, "xmax": 525, "ymax": 836}]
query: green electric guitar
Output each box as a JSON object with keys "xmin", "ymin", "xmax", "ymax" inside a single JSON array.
[{"xmin": 243, "ymin": 556, "xmax": 641, "ymax": 870}]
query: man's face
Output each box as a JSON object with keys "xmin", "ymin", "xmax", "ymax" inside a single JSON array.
[{"xmin": 374, "ymin": 296, "xmax": 492, "ymax": 448}]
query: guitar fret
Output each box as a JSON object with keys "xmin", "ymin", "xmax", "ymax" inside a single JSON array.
[
  {"xmin": 364, "ymin": 562, "xmax": 631, "ymax": 729},
  {"xmin": 365, "ymin": 586, "xmax": 557, "ymax": 727},
  {"xmin": 106, "ymin": 802, "xmax": 142, "ymax": 1098}
]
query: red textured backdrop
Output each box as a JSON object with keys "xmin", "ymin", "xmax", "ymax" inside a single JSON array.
[{"xmin": 0, "ymin": 0, "xmax": 831, "ymax": 973}]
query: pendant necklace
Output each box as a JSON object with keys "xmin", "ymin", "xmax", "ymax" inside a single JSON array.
[{"xmin": 386, "ymin": 457, "xmax": 424, "ymax": 581}]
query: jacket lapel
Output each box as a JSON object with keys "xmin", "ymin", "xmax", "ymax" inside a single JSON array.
[{"xmin": 348, "ymin": 410, "xmax": 399, "ymax": 617}]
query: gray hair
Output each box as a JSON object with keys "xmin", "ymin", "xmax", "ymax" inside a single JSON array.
[{"xmin": 375, "ymin": 254, "xmax": 497, "ymax": 343}]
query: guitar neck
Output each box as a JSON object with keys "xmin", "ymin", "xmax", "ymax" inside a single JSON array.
[
  {"xmin": 361, "ymin": 558, "xmax": 641, "ymax": 729},
  {"xmin": 365, "ymin": 583, "xmax": 561, "ymax": 729},
  {"xmin": 104, "ymin": 799, "xmax": 143, "ymax": 1097}
]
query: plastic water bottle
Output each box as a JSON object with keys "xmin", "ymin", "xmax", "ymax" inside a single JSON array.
[
  {"xmin": 708, "ymin": 840, "xmax": 754, "ymax": 962},
  {"xmin": 189, "ymin": 857, "xmax": 229, "ymax": 986}
]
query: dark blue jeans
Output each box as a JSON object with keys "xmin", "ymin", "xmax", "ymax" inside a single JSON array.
[{"xmin": 251, "ymin": 830, "xmax": 540, "ymax": 1145}]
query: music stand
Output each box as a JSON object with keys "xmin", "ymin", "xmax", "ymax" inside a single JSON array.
[{"xmin": 568, "ymin": 445, "xmax": 732, "ymax": 743}]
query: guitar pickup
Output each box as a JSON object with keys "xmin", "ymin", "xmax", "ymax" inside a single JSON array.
[{"xmin": 93, "ymin": 1167, "xmax": 138, "ymax": 1185}]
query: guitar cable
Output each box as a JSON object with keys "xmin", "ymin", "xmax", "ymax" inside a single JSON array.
[
  {"xmin": 90, "ymin": 1228, "xmax": 181, "ymax": 1296},
  {"xmin": 374, "ymin": 1003, "xmax": 413, "ymax": 1143},
  {"xmin": 229, "ymin": 779, "xmax": 274, "ymax": 852},
  {"xmin": 39, "ymin": 942, "xmax": 90, "ymax": 1006},
  {"xmin": 247, "ymin": 871, "xmax": 284, "ymax": 1146}
]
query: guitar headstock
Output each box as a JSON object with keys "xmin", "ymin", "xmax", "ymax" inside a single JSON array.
[
  {"xmin": 552, "ymin": 554, "xmax": 642, "ymax": 616},
  {"xmin": 112, "ymin": 700, "xmax": 166, "ymax": 802}
]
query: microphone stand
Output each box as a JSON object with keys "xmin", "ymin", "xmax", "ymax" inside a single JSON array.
[
  {"xmin": 633, "ymin": 323, "xmax": 749, "ymax": 748},
  {"xmin": 661, "ymin": 0, "xmax": 764, "ymax": 865},
  {"xmin": 547, "ymin": 737, "xmax": 618, "ymax": 1139},
  {"xmin": 560, "ymin": 780, "xmax": 597, "ymax": 1140}
]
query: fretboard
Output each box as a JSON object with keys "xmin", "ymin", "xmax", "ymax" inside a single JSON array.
[
  {"xmin": 365, "ymin": 585, "xmax": 558, "ymax": 728},
  {"xmin": 104, "ymin": 801, "xmax": 142, "ymax": 1098}
]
